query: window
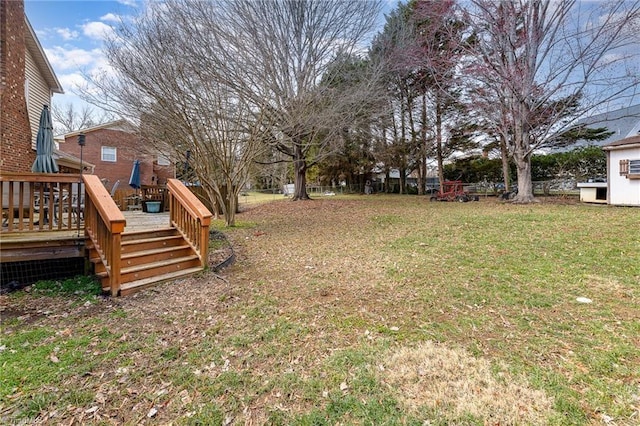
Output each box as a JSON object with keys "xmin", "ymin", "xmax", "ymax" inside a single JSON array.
[
  {"xmin": 157, "ymin": 154, "xmax": 171, "ymax": 166},
  {"xmin": 101, "ymin": 146, "xmax": 117, "ymax": 162},
  {"xmin": 630, "ymin": 160, "xmax": 640, "ymax": 175}
]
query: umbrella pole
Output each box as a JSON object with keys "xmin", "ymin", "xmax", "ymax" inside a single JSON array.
[{"xmin": 77, "ymin": 133, "xmax": 85, "ymax": 237}]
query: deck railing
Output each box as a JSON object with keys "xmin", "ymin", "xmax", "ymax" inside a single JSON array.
[
  {"xmin": 83, "ymin": 174, "xmax": 126, "ymax": 296},
  {"xmin": 2, "ymin": 173, "xmax": 210, "ymax": 296},
  {"xmin": 167, "ymin": 179, "xmax": 212, "ymax": 268},
  {"xmin": 1, "ymin": 172, "xmax": 85, "ymax": 233}
]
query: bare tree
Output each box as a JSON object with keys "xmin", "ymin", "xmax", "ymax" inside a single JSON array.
[
  {"xmin": 199, "ymin": 0, "xmax": 384, "ymax": 200},
  {"xmin": 370, "ymin": 2, "xmax": 424, "ymax": 195},
  {"xmin": 464, "ymin": 0, "xmax": 640, "ymax": 202},
  {"xmin": 81, "ymin": 0, "xmax": 266, "ymax": 226},
  {"xmin": 370, "ymin": 0, "xmax": 475, "ymax": 195},
  {"xmin": 51, "ymin": 102, "xmax": 112, "ymax": 135}
]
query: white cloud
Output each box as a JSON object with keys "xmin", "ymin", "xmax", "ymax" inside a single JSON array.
[
  {"xmin": 82, "ymin": 21, "xmax": 115, "ymax": 41},
  {"xmin": 55, "ymin": 27, "xmax": 79, "ymax": 41},
  {"xmin": 116, "ymin": 0, "xmax": 139, "ymax": 7},
  {"xmin": 45, "ymin": 46, "xmax": 104, "ymax": 71},
  {"xmin": 34, "ymin": 28, "xmax": 51, "ymax": 39},
  {"xmin": 57, "ymin": 72, "xmax": 88, "ymax": 92},
  {"xmin": 100, "ymin": 13, "xmax": 121, "ymax": 23}
]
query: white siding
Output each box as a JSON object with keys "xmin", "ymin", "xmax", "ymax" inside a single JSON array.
[
  {"xmin": 25, "ymin": 46, "xmax": 52, "ymax": 149},
  {"xmin": 608, "ymin": 148, "xmax": 640, "ymax": 206}
]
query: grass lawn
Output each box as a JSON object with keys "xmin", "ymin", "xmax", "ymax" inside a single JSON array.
[{"xmin": 1, "ymin": 195, "xmax": 639, "ymax": 425}]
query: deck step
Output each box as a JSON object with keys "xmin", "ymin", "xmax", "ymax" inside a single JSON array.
[
  {"xmin": 121, "ymin": 227, "xmax": 175, "ymax": 241},
  {"xmin": 103, "ymin": 267, "xmax": 202, "ymax": 297},
  {"xmin": 97, "ymin": 255, "xmax": 201, "ymax": 286},
  {"xmin": 92, "ymin": 245, "xmax": 194, "ymax": 274},
  {"xmin": 88, "ymin": 234, "xmax": 187, "ymax": 259},
  {"xmin": 120, "ymin": 235, "xmax": 186, "ymax": 253},
  {"xmin": 93, "ymin": 224, "xmax": 204, "ymax": 296}
]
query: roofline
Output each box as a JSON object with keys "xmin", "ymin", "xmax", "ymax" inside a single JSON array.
[
  {"xmin": 53, "ymin": 149, "xmax": 96, "ymax": 172},
  {"xmin": 62, "ymin": 119, "xmax": 138, "ymax": 138},
  {"xmin": 25, "ymin": 16, "xmax": 64, "ymax": 94},
  {"xmin": 603, "ymin": 143, "xmax": 640, "ymax": 151}
]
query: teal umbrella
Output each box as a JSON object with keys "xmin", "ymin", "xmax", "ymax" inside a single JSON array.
[
  {"xmin": 129, "ymin": 160, "xmax": 141, "ymax": 189},
  {"xmin": 31, "ymin": 105, "xmax": 59, "ymax": 173}
]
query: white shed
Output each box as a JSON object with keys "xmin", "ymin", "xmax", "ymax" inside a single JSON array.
[{"xmin": 603, "ymin": 136, "xmax": 640, "ymax": 206}]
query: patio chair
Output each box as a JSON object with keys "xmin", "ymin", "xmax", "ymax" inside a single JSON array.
[
  {"xmin": 63, "ymin": 183, "xmax": 85, "ymax": 224},
  {"xmin": 110, "ymin": 180, "xmax": 121, "ymax": 209}
]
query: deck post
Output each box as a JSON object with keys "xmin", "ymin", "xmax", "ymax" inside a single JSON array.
[
  {"xmin": 110, "ymin": 233, "xmax": 122, "ymax": 296},
  {"xmin": 200, "ymin": 222, "xmax": 209, "ymax": 268}
]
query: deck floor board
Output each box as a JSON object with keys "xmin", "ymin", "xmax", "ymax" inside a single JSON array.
[{"xmin": 1, "ymin": 212, "xmax": 171, "ymax": 246}]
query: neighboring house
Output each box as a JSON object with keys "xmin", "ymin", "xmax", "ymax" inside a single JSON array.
[
  {"xmin": 54, "ymin": 136, "xmax": 96, "ymax": 174},
  {"xmin": 0, "ymin": 0, "xmax": 86, "ymax": 173},
  {"xmin": 602, "ymin": 135, "xmax": 640, "ymax": 206},
  {"xmin": 59, "ymin": 121, "xmax": 175, "ymax": 191}
]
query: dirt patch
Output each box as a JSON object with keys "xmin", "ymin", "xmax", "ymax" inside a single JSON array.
[{"xmin": 381, "ymin": 342, "xmax": 554, "ymax": 424}]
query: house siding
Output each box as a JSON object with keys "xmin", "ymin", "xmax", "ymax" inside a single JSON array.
[
  {"xmin": 25, "ymin": 45, "xmax": 51, "ymax": 148},
  {"xmin": 0, "ymin": 0, "xmax": 35, "ymax": 173},
  {"xmin": 608, "ymin": 148, "xmax": 640, "ymax": 206}
]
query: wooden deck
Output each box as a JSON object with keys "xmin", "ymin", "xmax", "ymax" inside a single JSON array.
[
  {"xmin": 2, "ymin": 175, "xmax": 212, "ymax": 296},
  {"xmin": 0, "ymin": 212, "xmax": 171, "ymax": 260}
]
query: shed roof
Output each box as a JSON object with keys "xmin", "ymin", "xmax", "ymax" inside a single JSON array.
[{"xmin": 602, "ymin": 135, "xmax": 640, "ymax": 151}]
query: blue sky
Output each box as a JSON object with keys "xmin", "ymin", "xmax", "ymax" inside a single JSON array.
[
  {"xmin": 25, "ymin": 0, "xmax": 141, "ymax": 113},
  {"xmin": 25, "ymin": 0, "xmax": 395, "ymax": 117},
  {"xmin": 24, "ymin": 0, "xmax": 639, "ymax": 120}
]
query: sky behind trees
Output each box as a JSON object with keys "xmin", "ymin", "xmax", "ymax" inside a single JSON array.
[{"xmin": 26, "ymin": 0, "xmax": 638, "ymax": 123}]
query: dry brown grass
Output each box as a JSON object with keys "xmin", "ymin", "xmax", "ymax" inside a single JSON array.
[{"xmin": 381, "ymin": 341, "xmax": 554, "ymax": 424}]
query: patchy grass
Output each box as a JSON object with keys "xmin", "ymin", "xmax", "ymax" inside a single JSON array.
[
  {"xmin": 1, "ymin": 195, "xmax": 638, "ymax": 425},
  {"xmin": 30, "ymin": 275, "xmax": 102, "ymax": 299}
]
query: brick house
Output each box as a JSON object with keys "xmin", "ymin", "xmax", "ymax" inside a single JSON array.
[
  {"xmin": 1, "ymin": 0, "xmax": 65, "ymax": 173},
  {"xmin": 59, "ymin": 121, "xmax": 175, "ymax": 192}
]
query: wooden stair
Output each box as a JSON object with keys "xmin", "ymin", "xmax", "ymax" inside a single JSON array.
[{"xmin": 91, "ymin": 227, "xmax": 202, "ymax": 296}]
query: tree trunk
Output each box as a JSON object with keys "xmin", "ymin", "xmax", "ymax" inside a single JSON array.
[
  {"xmin": 292, "ymin": 144, "xmax": 310, "ymax": 201},
  {"xmin": 512, "ymin": 113, "xmax": 535, "ymax": 203},
  {"xmin": 435, "ymin": 101, "xmax": 445, "ymax": 193},
  {"xmin": 223, "ymin": 182, "xmax": 238, "ymax": 227},
  {"xmin": 385, "ymin": 168, "xmax": 390, "ymax": 193},
  {"xmin": 225, "ymin": 195, "xmax": 236, "ymax": 227},
  {"xmin": 499, "ymin": 134, "xmax": 511, "ymax": 192},
  {"xmin": 512, "ymin": 146, "xmax": 535, "ymax": 203},
  {"xmin": 418, "ymin": 94, "xmax": 428, "ymax": 196}
]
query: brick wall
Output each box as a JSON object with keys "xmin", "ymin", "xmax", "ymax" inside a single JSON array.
[
  {"xmin": 60, "ymin": 128, "xmax": 174, "ymax": 191},
  {"xmin": 0, "ymin": 0, "xmax": 35, "ymax": 173}
]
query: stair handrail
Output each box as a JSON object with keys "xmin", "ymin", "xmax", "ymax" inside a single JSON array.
[
  {"xmin": 167, "ymin": 179, "xmax": 212, "ymax": 267},
  {"xmin": 83, "ymin": 174, "xmax": 126, "ymax": 296}
]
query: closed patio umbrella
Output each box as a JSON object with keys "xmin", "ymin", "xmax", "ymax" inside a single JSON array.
[
  {"xmin": 129, "ymin": 160, "xmax": 141, "ymax": 189},
  {"xmin": 31, "ymin": 105, "xmax": 59, "ymax": 173},
  {"xmin": 128, "ymin": 160, "xmax": 142, "ymax": 210}
]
